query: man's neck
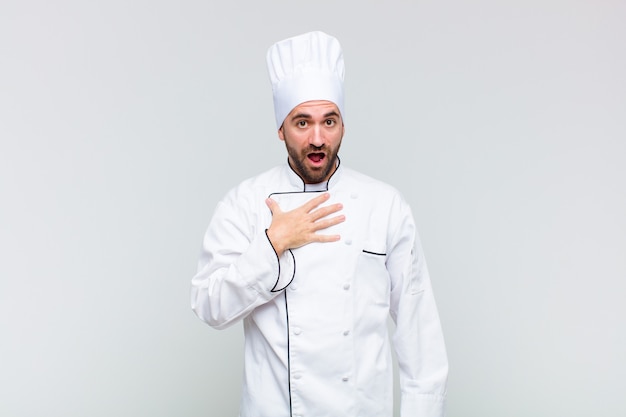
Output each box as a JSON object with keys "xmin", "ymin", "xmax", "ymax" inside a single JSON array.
[{"xmin": 304, "ymin": 182, "xmax": 328, "ymax": 192}]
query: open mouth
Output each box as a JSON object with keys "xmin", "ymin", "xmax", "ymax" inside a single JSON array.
[{"xmin": 308, "ymin": 152, "xmax": 326, "ymax": 164}]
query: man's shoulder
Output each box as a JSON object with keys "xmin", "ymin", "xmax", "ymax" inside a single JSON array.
[{"xmin": 341, "ymin": 166, "xmax": 414, "ymax": 223}]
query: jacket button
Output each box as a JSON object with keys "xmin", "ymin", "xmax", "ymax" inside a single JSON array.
[
  {"xmin": 293, "ymin": 327, "xmax": 302, "ymax": 335},
  {"xmin": 342, "ymin": 376, "xmax": 350, "ymax": 382},
  {"xmin": 343, "ymin": 283, "xmax": 350, "ymax": 290},
  {"xmin": 343, "ymin": 330, "xmax": 350, "ymax": 336},
  {"xmin": 350, "ymin": 192, "xmax": 358, "ymax": 199},
  {"xmin": 344, "ymin": 238, "xmax": 352, "ymax": 245}
]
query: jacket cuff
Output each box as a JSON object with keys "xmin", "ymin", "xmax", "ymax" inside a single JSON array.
[{"xmin": 401, "ymin": 393, "xmax": 446, "ymax": 417}]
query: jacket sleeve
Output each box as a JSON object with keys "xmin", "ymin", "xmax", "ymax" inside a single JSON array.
[
  {"xmin": 387, "ymin": 195, "xmax": 449, "ymax": 417},
  {"xmin": 190, "ymin": 193, "xmax": 295, "ymax": 329}
]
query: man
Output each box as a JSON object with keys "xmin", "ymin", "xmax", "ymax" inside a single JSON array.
[{"xmin": 191, "ymin": 31, "xmax": 448, "ymax": 417}]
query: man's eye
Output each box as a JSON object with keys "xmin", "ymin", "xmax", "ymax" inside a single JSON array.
[
  {"xmin": 298, "ymin": 120, "xmax": 307, "ymax": 127},
  {"xmin": 325, "ymin": 119, "xmax": 335, "ymax": 126}
]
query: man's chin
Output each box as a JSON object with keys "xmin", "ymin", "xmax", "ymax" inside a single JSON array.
[
  {"xmin": 289, "ymin": 153, "xmax": 337, "ymax": 184},
  {"xmin": 304, "ymin": 164, "xmax": 334, "ymax": 184}
]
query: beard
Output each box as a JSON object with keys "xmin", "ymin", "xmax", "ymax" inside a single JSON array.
[{"xmin": 284, "ymin": 140, "xmax": 341, "ymax": 184}]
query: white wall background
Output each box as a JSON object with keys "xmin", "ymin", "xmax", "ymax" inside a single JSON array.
[{"xmin": 1, "ymin": 1, "xmax": 624, "ymax": 416}]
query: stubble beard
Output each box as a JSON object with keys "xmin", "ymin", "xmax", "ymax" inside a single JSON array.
[{"xmin": 285, "ymin": 141, "xmax": 341, "ymax": 184}]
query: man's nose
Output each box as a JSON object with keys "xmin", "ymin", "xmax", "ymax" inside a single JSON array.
[{"xmin": 309, "ymin": 125, "xmax": 324, "ymax": 147}]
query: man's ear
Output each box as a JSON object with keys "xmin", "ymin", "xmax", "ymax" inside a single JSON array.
[{"xmin": 278, "ymin": 126, "xmax": 285, "ymax": 141}]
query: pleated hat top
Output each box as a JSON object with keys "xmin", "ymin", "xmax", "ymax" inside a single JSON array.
[{"xmin": 266, "ymin": 31, "xmax": 345, "ymax": 129}]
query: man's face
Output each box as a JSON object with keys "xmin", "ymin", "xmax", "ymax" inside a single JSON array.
[{"xmin": 279, "ymin": 100, "xmax": 344, "ymax": 184}]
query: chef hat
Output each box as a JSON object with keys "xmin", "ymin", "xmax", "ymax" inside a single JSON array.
[{"xmin": 267, "ymin": 31, "xmax": 345, "ymax": 129}]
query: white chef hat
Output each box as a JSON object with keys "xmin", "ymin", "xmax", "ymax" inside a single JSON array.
[{"xmin": 266, "ymin": 31, "xmax": 345, "ymax": 129}]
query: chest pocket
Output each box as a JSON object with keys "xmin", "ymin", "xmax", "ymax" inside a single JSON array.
[{"xmin": 353, "ymin": 242, "xmax": 390, "ymax": 307}]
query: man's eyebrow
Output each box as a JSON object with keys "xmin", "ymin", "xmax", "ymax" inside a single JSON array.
[
  {"xmin": 289, "ymin": 110, "xmax": 340, "ymax": 121},
  {"xmin": 290, "ymin": 113, "xmax": 312, "ymax": 121}
]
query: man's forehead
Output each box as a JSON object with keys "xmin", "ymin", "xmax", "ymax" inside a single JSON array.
[{"xmin": 288, "ymin": 100, "xmax": 341, "ymax": 118}]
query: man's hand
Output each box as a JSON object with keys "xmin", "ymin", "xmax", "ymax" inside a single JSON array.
[{"xmin": 265, "ymin": 192, "xmax": 345, "ymax": 257}]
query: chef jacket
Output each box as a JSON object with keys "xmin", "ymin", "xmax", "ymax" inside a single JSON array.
[{"xmin": 191, "ymin": 160, "xmax": 448, "ymax": 417}]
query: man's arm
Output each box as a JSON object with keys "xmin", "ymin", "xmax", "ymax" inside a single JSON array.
[
  {"xmin": 387, "ymin": 196, "xmax": 449, "ymax": 417},
  {"xmin": 191, "ymin": 191, "xmax": 344, "ymax": 329}
]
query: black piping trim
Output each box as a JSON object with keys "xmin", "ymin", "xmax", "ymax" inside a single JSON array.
[
  {"xmin": 265, "ymin": 229, "xmax": 296, "ymax": 292},
  {"xmin": 286, "ymin": 159, "xmax": 308, "ymax": 192},
  {"xmin": 362, "ymin": 249, "xmax": 386, "ymax": 256},
  {"xmin": 268, "ymin": 190, "xmax": 325, "ymax": 199},
  {"xmin": 328, "ymin": 155, "xmax": 340, "ymax": 188},
  {"xmin": 284, "ymin": 291, "xmax": 293, "ymax": 416},
  {"xmin": 267, "ymin": 157, "xmax": 342, "ymax": 416}
]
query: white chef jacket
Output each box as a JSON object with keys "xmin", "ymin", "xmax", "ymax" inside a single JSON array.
[{"xmin": 191, "ymin": 160, "xmax": 448, "ymax": 417}]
